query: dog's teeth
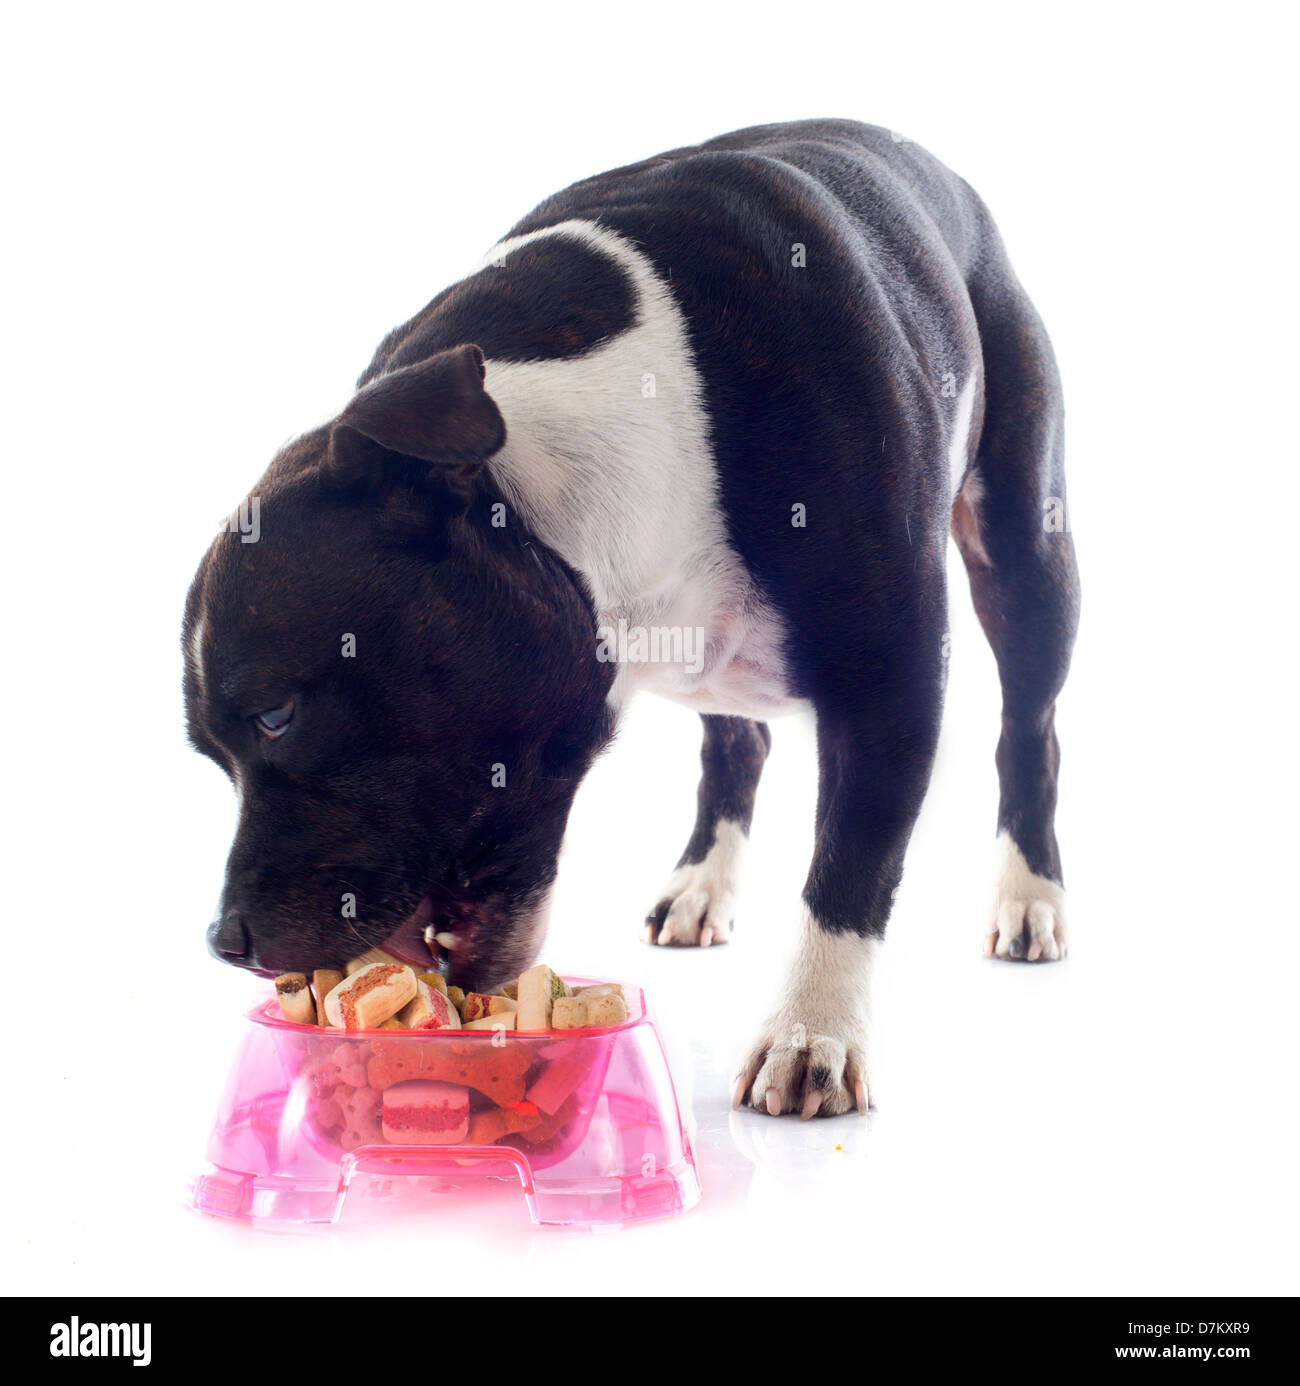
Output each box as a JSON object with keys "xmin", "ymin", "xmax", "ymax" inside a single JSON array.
[{"xmin": 434, "ymin": 931, "xmax": 460, "ymax": 951}]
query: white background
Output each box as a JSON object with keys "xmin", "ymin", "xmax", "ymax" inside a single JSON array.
[{"xmin": 2, "ymin": 0, "xmax": 1296, "ymax": 1297}]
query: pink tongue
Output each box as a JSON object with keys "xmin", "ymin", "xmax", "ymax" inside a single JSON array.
[{"xmin": 382, "ymin": 897, "xmax": 438, "ymax": 968}]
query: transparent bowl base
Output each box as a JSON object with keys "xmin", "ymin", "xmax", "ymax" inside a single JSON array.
[{"xmin": 191, "ymin": 1148, "xmax": 701, "ymax": 1228}]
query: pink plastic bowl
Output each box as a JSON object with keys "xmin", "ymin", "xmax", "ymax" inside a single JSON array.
[{"xmin": 187, "ymin": 977, "xmax": 700, "ymax": 1227}]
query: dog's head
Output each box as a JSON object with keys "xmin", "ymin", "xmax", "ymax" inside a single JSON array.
[{"xmin": 183, "ymin": 345, "xmax": 614, "ymax": 987}]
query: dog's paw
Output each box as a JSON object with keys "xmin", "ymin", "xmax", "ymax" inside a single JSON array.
[
  {"xmin": 983, "ymin": 832, "xmax": 1069, "ymax": 962},
  {"xmin": 642, "ymin": 822, "xmax": 745, "ymax": 948},
  {"xmin": 734, "ymin": 917, "xmax": 877, "ymax": 1117},
  {"xmin": 733, "ymin": 999, "xmax": 871, "ymax": 1119}
]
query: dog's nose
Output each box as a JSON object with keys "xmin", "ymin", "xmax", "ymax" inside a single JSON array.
[{"xmin": 207, "ymin": 910, "xmax": 251, "ymax": 964}]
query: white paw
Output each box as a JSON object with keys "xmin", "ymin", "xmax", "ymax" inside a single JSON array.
[
  {"xmin": 984, "ymin": 832, "xmax": 1069, "ymax": 962},
  {"xmin": 643, "ymin": 820, "xmax": 745, "ymax": 948},
  {"xmin": 734, "ymin": 919, "xmax": 875, "ymax": 1118}
]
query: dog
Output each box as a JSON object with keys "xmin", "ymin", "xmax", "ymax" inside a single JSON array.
[{"xmin": 184, "ymin": 119, "xmax": 1079, "ymax": 1118}]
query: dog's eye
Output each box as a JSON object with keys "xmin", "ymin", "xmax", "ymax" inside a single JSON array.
[{"xmin": 254, "ymin": 698, "xmax": 295, "ymax": 739}]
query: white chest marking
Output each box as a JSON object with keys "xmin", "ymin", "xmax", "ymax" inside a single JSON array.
[{"xmin": 479, "ymin": 219, "xmax": 801, "ymax": 719}]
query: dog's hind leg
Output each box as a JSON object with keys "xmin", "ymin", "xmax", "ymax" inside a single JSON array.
[
  {"xmin": 643, "ymin": 714, "xmax": 771, "ymax": 947},
  {"xmin": 953, "ymin": 252, "xmax": 1081, "ymax": 962}
]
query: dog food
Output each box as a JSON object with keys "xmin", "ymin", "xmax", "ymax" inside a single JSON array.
[
  {"xmin": 273, "ymin": 973, "xmax": 315, "ymax": 1025},
  {"xmin": 551, "ymin": 992, "xmax": 628, "ymax": 1029},
  {"xmin": 516, "ymin": 963, "xmax": 569, "ymax": 1030},
  {"xmin": 311, "ymin": 969, "xmax": 344, "ymax": 1026},
  {"xmin": 274, "ymin": 956, "xmax": 627, "ymax": 1034},
  {"xmin": 459, "ymin": 992, "xmax": 516, "ymax": 1022},
  {"xmin": 398, "ymin": 976, "xmax": 459, "ymax": 1031},
  {"xmin": 525, "ymin": 1052, "xmax": 592, "ymax": 1115},
  {"xmin": 285, "ymin": 965, "xmax": 633, "ymax": 1159},
  {"xmin": 322, "ymin": 962, "xmax": 417, "ymax": 1030},
  {"xmin": 466, "ymin": 1101, "xmax": 541, "ymax": 1144},
  {"xmin": 335, "ymin": 1082, "xmax": 384, "ymax": 1148},
  {"xmin": 365, "ymin": 1035, "xmax": 534, "ymax": 1101},
  {"xmin": 381, "ymin": 1081, "xmax": 470, "ymax": 1145},
  {"xmin": 464, "ymin": 1011, "xmax": 517, "ymax": 1031},
  {"xmin": 343, "ymin": 946, "xmax": 407, "ymax": 976},
  {"xmin": 308, "ymin": 1032, "xmax": 594, "ymax": 1156},
  {"xmin": 572, "ymin": 982, "xmax": 629, "ymax": 1006}
]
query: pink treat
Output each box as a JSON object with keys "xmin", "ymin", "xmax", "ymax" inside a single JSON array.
[
  {"xmin": 526, "ymin": 1056, "xmax": 591, "ymax": 1116},
  {"xmin": 401, "ymin": 981, "xmax": 460, "ymax": 1031},
  {"xmin": 381, "ymin": 1081, "xmax": 469, "ymax": 1145}
]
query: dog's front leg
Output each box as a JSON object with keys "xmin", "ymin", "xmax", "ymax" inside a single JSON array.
[{"xmin": 735, "ymin": 652, "xmax": 943, "ymax": 1117}]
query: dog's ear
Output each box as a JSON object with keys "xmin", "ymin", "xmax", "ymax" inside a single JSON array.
[{"xmin": 324, "ymin": 343, "xmax": 506, "ymax": 491}]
